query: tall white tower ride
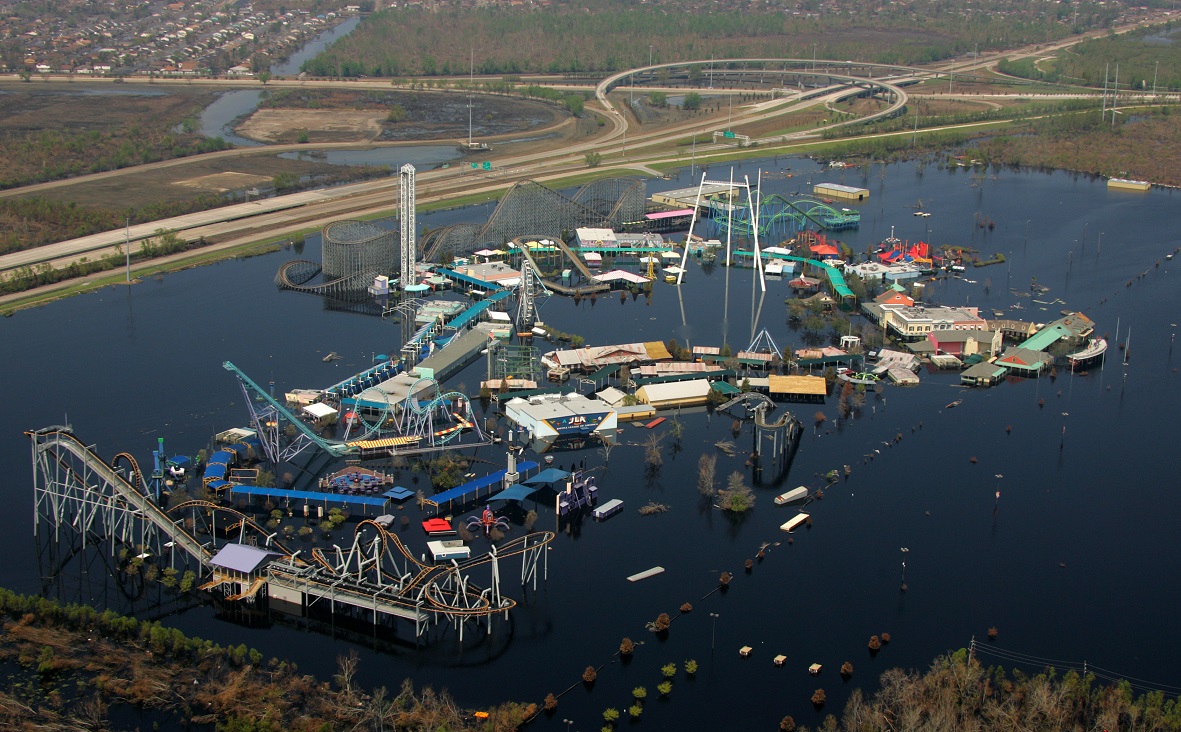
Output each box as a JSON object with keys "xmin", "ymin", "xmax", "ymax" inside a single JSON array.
[{"xmin": 399, "ymin": 163, "xmax": 417, "ymax": 290}]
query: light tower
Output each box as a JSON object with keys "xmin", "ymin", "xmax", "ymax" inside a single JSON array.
[{"xmin": 399, "ymin": 163, "xmax": 417, "ymax": 290}]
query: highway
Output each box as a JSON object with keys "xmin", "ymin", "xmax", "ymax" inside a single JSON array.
[
  {"xmin": 0, "ymin": 65, "xmax": 905, "ymax": 278},
  {"xmin": 0, "ymin": 11, "xmax": 1173, "ymax": 292}
]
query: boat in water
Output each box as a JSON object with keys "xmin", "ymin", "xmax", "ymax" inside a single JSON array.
[{"xmin": 774, "ymin": 486, "xmax": 809, "ymax": 505}]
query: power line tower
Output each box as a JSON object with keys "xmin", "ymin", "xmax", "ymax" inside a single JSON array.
[{"xmin": 399, "ymin": 164, "xmax": 417, "ymax": 289}]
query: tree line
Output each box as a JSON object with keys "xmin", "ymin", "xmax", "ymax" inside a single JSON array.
[
  {"xmin": 0, "ymin": 586, "xmax": 534, "ymax": 731},
  {"xmin": 976, "ymin": 107, "xmax": 1181, "ymax": 186},
  {"xmin": 298, "ymin": 0, "xmax": 1117, "ymax": 79},
  {"xmin": 998, "ymin": 26, "xmax": 1181, "ymax": 92},
  {"xmin": 823, "ymin": 98, "xmax": 1105, "ymax": 140},
  {"xmin": 0, "ymin": 228, "xmax": 207, "ymax": 296},
  {"xmin": 788, "ymin": 647, "xmax": 1181, "ymax": 731}
]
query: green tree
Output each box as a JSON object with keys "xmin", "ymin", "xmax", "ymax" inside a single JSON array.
[
  {"xmin": 584, "ymin": 151, "xmax": 602, "ymax": 168},
  {"xmin": 718, "ymin": 472, "xmax": 755, "ymax": 512},
  {"xmin": 682, "ymin": 92, "xmax": 702, "ymax": 110},
  {"xmin": 648, "ymin": 91, "xmax": 667, "ymax": 107},
  {"xmin": 273, "ymin": 172, "xmax": 299, "ymax": 190}
]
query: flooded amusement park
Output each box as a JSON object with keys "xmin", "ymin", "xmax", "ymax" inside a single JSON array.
[{"xmin": 4, "ymin": 155, "xmax": 1181, "ymax": 730}]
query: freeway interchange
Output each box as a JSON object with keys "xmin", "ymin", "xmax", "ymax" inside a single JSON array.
[{"xmin": 0, "ymin": 13, "xmax": 1173, "ymax": 295}]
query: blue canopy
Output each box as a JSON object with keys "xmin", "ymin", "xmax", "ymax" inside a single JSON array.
[
  {"xmin": 383, "ymin": 486, "xmax": 414, "ymax": 501},
  {"xmin": 523, "ymin": 467, "xmax": 572, "ymax": 486},
  {"xmin": 491, "ymin": 484, "xmax": 539, "ymax": 502}
]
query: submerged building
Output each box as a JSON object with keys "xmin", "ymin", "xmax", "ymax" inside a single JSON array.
[{"xmin": 505, "ymin": 393, "xmax": 618, "ymax": 450}]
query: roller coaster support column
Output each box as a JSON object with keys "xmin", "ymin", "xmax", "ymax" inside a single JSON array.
[
  {"xmin": 400, "ymin": 164, "xmax": 417, "ymax": 290},
  {"xmin": 753, "ymin": 409, "xmax": 801, "ymax": 481}
]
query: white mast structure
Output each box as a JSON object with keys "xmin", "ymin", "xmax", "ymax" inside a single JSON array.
[
  {"xmin": 749, "ymin": 170, "xmax": 766, "ymax": 292},
  {"xmin": 399, "ymin": 163, "xmax": 416, "ymax": 290},
  {"xmin": 678, "ymin": 170, "xmax": 764, "ymax": 292}
]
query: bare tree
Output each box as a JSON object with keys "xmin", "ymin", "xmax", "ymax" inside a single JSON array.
[
  {"xmin": 644, "ymin": 433, "xmax": 663, "ymax": 468},
  {"xmin": 697, "ymin": 453, "xmax": 717, "ymax": 496}
]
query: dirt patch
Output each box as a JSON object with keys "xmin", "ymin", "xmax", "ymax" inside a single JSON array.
[
  {"xmin": 255, "ymin": 89, "xmax": 567, "ymax": 143},
  {"xmin": 173, "ymin": 171, "xmax": 274, "ymax": 192},
  {"xmin": 236, "ymin": 109, "xmax": 385, "ymax": 143}
]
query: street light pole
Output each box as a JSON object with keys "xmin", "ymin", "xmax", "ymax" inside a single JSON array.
[
  {"xmin": 562, "ymin": 719, "xmax": 573, "ymax": 732},
  {"xmin": 710, "ymin": 612, "xmax": 719, "ymax": 650},
  {"xmin": 649, "ymin": 44, "xmax": 653, "ymax": 68}
]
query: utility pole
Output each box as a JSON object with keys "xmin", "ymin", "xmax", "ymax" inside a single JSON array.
[
  {"xmin": 1102, "ymin": 63, "xmax": 1109, "ymax": 122},
  {"xmin": 124, "ymin": 218, "xmax": 131, "ymax": 283},
  {"xmin": 1112, "ymin": 63, "xmax": 1119, "ymax": 128},
  {"xmin": 649, "ymin": 44, "xmax": 653, "ymax": 68},
  {"xmin": 1153, "ymin": 61, "xmax": 1159, "ymax": 98}
]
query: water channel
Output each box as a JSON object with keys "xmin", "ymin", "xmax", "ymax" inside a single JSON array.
[
  {"xmin": 197, "ymin": 15, "xmax": 361, "ymax": 146},
  {"xmin": 2, "ymin": 158, "xmax": 1179, "ymax": 729}
]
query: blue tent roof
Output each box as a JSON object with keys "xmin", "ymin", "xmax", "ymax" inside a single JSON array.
[
  {"xmin": 491, "ymin": 484, "xmax": 539, "ymax": 502},
  {"xmin": 383, "ymin": 486, "xmax": 414, "ymax": 501},
  {"xmin": 523, "ymin": 467, "xmax": 572, "ymax": 486}
]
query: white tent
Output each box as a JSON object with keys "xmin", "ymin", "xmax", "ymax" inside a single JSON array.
[{"xmin": 303, "ymin": 402, "xmax": 339, "ymax": 420}]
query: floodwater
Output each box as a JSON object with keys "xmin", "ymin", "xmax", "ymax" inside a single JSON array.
[
  {"xmin": 271, "ymin": 16, "xmax": 362, "ymax": 77},
  {"xmin": 2, "ymin": 158, "xmax": 1180, "ymax": 729},
  {"xmin": 197, "ymin": 88, "xmax": 266, "ymax": 146}
]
